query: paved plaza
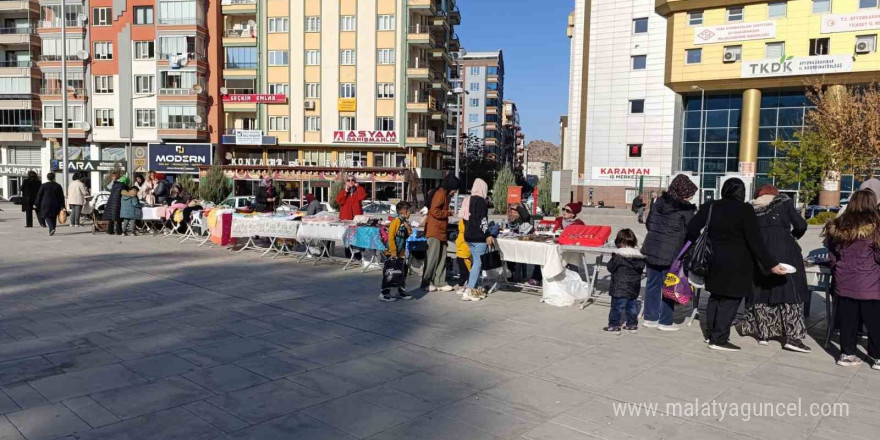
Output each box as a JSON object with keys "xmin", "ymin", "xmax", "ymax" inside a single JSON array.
[{"xmin": 0, "ymin": 205, "xmax": 877, "ymax": 440}]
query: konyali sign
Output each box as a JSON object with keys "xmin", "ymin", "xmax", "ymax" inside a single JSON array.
[{"xmin": 741, "ymin": 55, "xmax": 853, "ymax": 78}]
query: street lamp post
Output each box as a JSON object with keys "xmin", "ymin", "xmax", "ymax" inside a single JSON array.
[
  {"xmin": 60, "ymin": 5, "xmax": 68, "ymax": 190},
  {"xmin": 692, "ymin": 85, "xmax": 706, "ymax": 204}
]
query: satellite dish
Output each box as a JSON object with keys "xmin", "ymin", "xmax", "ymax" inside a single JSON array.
[
  {"xmin": 220, "ymin": 86, "xmax": 228, "ymax": 95},
  {"xmin": 77, "ymin": 13, "xmax": 87, "ymax": 23},
  {"xmin": 225, "ymin": 152, "xmax": 233, "ymax": 160},
  {"xmin": 66, "ymin": 85, "xmax": 75, "ymax": 94},
  {"xmin": 193, "ymin": 115, "xmax": 203, "ymax": 123},
  {"xmin": 77, "ymin": 50, "xmax": 89, "ymax": 60},
  {"xmin": 247, "ymin": 20, "xmax": 257, "ymax": 28},
  {"xmin": 191, "ymin": 84, "xmax": 203, "ymax": 94},
  {"xmin": 81, "ymin": 122, "xmax": 91, "ymax": 131},
  {"xmin": 178, "ymin": 57, "xmax": 188, "ymax": 67}
]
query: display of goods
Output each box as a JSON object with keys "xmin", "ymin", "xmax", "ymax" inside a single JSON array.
[{"xmin": 556, "ymin": 225, "xmax": 612, "ymax": 247}]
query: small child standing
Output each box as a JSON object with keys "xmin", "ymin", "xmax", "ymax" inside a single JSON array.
[
  {"xmin": 380, "ymin": 201, "xmax": 414, "ymax": 302},
  {"xmin": 120, "ymin": 188, "xmax": 143, "ymax": 236},
  {"xmin": 455, "ymin": 219, "xmax": 471, "ymax": 294},
  {"xmin": 604, "ymin": 229, "xmax": 645, "ymax": 334}
]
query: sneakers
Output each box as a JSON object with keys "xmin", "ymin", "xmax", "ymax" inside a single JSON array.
[
  {"xmin": 48, "ymin": 229, "xmax": 55, "ymax": 236},
  {"xmin": 783, "ymin": 339, "xmax": 811, "ymax": 353},
  {"xmin": 438, "ymin": 285, "xmax": 454, "ymax": 292},
  {"xmin": 758, "ymin": 338, "xmax": 769, "ymax": 346},
  {"xmin": 657, "ymin": 324, "xmax": 681, "ymax": 332},
  {"xmin": 643, "ymin": 320, "xmax": 659, "ymax": 328},
  {"xmin": 378, "ymin": 292, "xmax": 397, "ymax": 302},
  {"xmin": 461, "ymin": 287, "xmax": 485, "ymax": 302},
  {"xmin": 624, "ymin": 325, "xmax": 639, "ymax": 334},
  {"xmin": 837, "ymin": 354, "xmax": 862, "ymax": 367},
  {"xmin": 708, "ymin": 342, "xmax": 742, "ymax": 352},
  {"xmin": 397, "ymin": 289, "xmax": 413, "ymax": 300},
  {"xmin": 603, "ymin": 326, "xmax": 622, "ymax": 335},
  {"xmin": 427, "ymin": 285, "xmax": 438, "ymax": 292},
  {"xmin": 872, "ymin": 360, "xmax": 880, "ymax": 371}
]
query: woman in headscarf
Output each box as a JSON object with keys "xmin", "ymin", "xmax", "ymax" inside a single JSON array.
[
  {"xmin": 254, "ymin": 177, "xmax": 278, "ymax": 213},
  {"xmin": 461, "ymin": 178, "xmax": 493, "ymax": 301},
  {"xmin": 305, "ymin": 193, "xmax": 323, "ymax": 216},
  {"xmin": 20, "ymin": 170, "xmax": 42, "ymax": 228},
  {"xmin": 687, "ymin": 178, "xmax": 789, "ymax": 351},
  {"xmin": 739, "ymin": 184, "xmax": 810, "ymax": 353},
  {"xmin": 553, "ymin": 202, "xmax": 585, "ymax": 232},
  {"xmin": 640, "ymin": 175, "xmax": 698, "ymax": 331},
  {"xmin": 421, "ymin": 174, "xmax": 459, "ymax": 292}
]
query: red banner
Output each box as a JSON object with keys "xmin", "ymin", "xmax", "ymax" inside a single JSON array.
[{"xmin": 222, "ymin": 94, "xmax": 287, "ymax": 103}]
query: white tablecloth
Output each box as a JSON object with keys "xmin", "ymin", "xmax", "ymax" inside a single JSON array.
[
  {"xmin": 230, "ymin": 216, "xmax": 301, "ymax": 239},
  {"xmin": 141, "ymin": 206, "xmax": 165, "ymax": 221},
  {"xmin": 297, "ymin": 223, "xmax": 348, "ymax": 241},
  {"xmin": 496, "ymin": 238, "xmax": 568, "ymax": 279}
]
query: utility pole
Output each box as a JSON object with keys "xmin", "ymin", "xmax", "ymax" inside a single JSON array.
[{"xmin": 60, "ymin": 5, "xmax": 69, "ymax": 189}]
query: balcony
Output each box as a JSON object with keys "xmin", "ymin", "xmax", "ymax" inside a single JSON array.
[
  {"xmin": 406, "ymin": 128, "xmax": 443, "ymax": 148},
  {"xmin": 0, "ymin": 1, "xmax": 38, "ymax": 12},
  {"xmin": 39, "ymin": 87, "xmax": 87, "ymax": 100},
  {"xmin": 448, "ymin": 33, "xmax": 460, "ymax": 51},
  {"xmin": 406, "ymin": 58, "xmax": 430, "ymax": 79},
  {"xmin": 158, "ymin": 17, "xmax": 206, "ymax": 28},
  {"xmin": 0, "ymin": 59, "xmax": 35, "ymax": 76},
  {"xmin": 221, "ymin": 0, "xmax": 257, "ymax": 14},
  {"xmin": 0, "ymin": 27, "xmax": 37, "ymax": 45},
  {"xmin": 223, "ymin": 26, "xmax": 257, "ymax": 46},
  {"xmin": 448, "ymin": 5, "xmax": 461, "ymax": 25},
  {"xmin": 407, "ymin": 24, "xmax": 436, "ymax": 48},
  {"xmin": 223, "ymin": 61, "xmax": 258, "ymax": 77},
  {"xmin": 37, "ymin": 19, "xmax": 86, "ymax": 32},
  {"xmin": 406, "ymin": 92, "xmax": 438, "ymax": 113},
  {"xmin": 41, "ymin": 121, "xmax": 87, "ymax": 139},
  {"xmin": 158, "ymin": 121, "xmax": 208, "ymax": 140},
  {"xmin": 0, "ymin": 126, "xmax": 40, "ymax": 143},
  {"xmin": 408, "ymin": 0, "xmax": 439, "ymax": 14}
]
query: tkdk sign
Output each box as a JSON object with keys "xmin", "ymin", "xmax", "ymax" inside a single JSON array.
[
  {"xmin": 693, "ymin": 21, "xmax": 776, "ymax": 45},
  {"xmin": 592, "ymin": 167, "xmax": 659, "ymax": 180},
  {"xmin": 332, "ymin": 130, "xmax": 397, "ymax": 144},
  {"xmin": 148, "ymin": 143, "xmax": 213, "ymax": 174},
  {"xmin": 741, "ymin": 55, "xmax": 853, "ymax": 78}
]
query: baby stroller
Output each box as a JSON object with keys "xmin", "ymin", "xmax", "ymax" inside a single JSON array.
[{"xmin": 87, "ymin": 194, "xmax": 110, "ymax": 234}]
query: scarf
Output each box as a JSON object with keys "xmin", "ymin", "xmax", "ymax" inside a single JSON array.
[
  {"xmin": 751, "ymin": 194, "xmax": 775, "ymax": 208},
  {"xmin": 459, "ymin": 178, "xmax": 488, "ymax": 221}
]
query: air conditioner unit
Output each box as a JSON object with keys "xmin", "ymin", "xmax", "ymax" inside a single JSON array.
[
  {"xmin": 856, "ymin": 39, "xmax": 874, "ymax": 54},
  {"xmin": 722, "ymin": 48, "xmax": 738, "ymax": 63},
  {"xmin": 304, "ymin": 100, "xmax": 315, "ymax": 110}
]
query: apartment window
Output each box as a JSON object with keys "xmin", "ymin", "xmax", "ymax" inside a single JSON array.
[
  {"xmin": 768, "ymin": 2, "xmax": 787, "ymax": 18},
  {"xmin": 633, "ymin": 18, "xmax": 648, "ymax": 34},
  {"xmin": 268, "ymin": 17, "xmax": 289, "ymax": 33},
  {"xmin": 469, "ymin": 98, "xmax": 480, "ymax": 107},
  {"xmin": 340, "ymin": 16, "xmax": 356, "ymax": 31},
  {"xmin": 340, "ymin": 50, "xmax": 356, "ymax": 65},
  {"xmin": 688, "ymin": 11, "xmax": 703, "ymax": 26},
  {"xmin": 134, "ymin": 41, "xmax": 155, "ymax": 59},
  {"xmin": 268, "ymin": 50, "xmax": 289, "ymax": 66},
  {"xmin": 134, "ymin": 6, "xmax": 153, "ymax": 24},
  {"xmin": 95, "ymin": 109, "xmax": 115, "ymax": 127},
  {"xmin": 813, "ymin": 0, "xmax": 831, "ymax": 13},
  {"xmin": 340, "ymin": 83, "xmax": 356, "ymax": 98},
  {"xmin": 305, "ymin": 83, "xmax": 320, "ymax": 98},
  {"xmin": 94, "ymin": 42, "xmax": 113, "ymax": 60},
  {"xmin": 856, "ymin": 35, "xmax": 877, "ymax": 52},
  {"xmin": 765, "ymin": 42, "xmax": 785, "ymax": 58},
  {"xmin": 93, "ymin": 7, "xmax": 112, "ymax": 26},
  {"xmin": 305, "ymin": 50, "xmax": 321, "ymax": 65},
  {"xmin": 136, "ymin": 109, "xmax": 156, "ymax": 128},
  {"xmin": 43, "ymin": 105, "xmax": 83, "ymax": 129},
  {"xmin": 340, "ymin": 116, "xmax": 356, "ymax": 131},
  {"xmin": 809, "ymin": 38, "xmax": 830, "ymax": 55},
  {"xmin": 470, "ymin": 66, "xmax": 480, "ymax": 75},
  {"xmin": 377, "ymin": 83, "xmax": 395, "ymax": 99},
  {"xmin": 94, "ymin": 76, "xmax": 114, "ymax": 94},
  {"xmin": 468, "ymin": 114, "xmax": 478, "ymax": 123},
  {"xmin": 724, "ymin": 45, "xmax": 743, "ymax": 62},
  {"xmin": 376, "ymin": 117, "xmax": 394, "ymax": 131},
  {"xmin": 305, "ymin": 116, "xmax": 321, "ymax": 131},
  {"xmin": 686, "ymin": 48, "xmax": 702, "ymax": 64},
  {"xmin": 629, "ymin": 99, "xmax": 645, "ymax": 114},
  {"xmin": 487, "ymin": 66, "xmax": 499, "ymax": 75},
  {"xmin": 342, "ymin": 151, "xmax": 367, "ymax": 167},
  {"xmin": 305, "ymin": 16, "xmax": 321, "ymax": 32},
  {"xmin": 268, "ymin": 83, "xmax": 289, "ymax": 96},
  {"xmin": 158, "ymin": 0, "xmax": 202, "ymax": 25},
  {"xmin": 860, "ymin": 0, "xmax": 878, "ymax": 8},
  {"xmin": 378, "ymin": 14, "xmax": 395, "ymax": 31},
  {"xmin": 377, "ymin": 49, "xmax": 395, "ymax": 65},
  {"xmin": 632, "ymin": 55, "xmax": 647, "ymax": 70},
  {"xmin": 135, "ymin": 75, "xmax": 155, "ymax": 94},
  {"xmin": 269, "ymin": 116, "xmax": 289, "ymax": 131},
  {"xmin": 469, "ymin": 82, "xmax": 480, "ymax": 91},
  {"xmin": 727, "ymin": 7, "xmax": 744, "ymax": 22}
]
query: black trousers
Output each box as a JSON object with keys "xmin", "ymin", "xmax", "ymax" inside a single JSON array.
[
  {"xmin": 106, "ymin": 219, "xmax": 123, "ymax": 235},
  {"xmin": 24, "ymin": 206, "xmax": 34, "ymax": 227},
  {"xmin": 837, "ymin": 296, "xmax": 880, "ymax": 358},
  {"xmin": 44, "ymin": 216, "xmax": 57, "ymax": 232},
  {"xmin": 706, "ymin": 295, "xmax": 742, "ymax": 345}
]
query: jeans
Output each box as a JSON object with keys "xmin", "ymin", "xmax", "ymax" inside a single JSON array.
[
  {"xmin": 122, "ymin": 219, "xmax": 136, "ymax": 234},
  {"xmin": 643, "ymin": 264, "xmax": 675, "ymax": 325},
  {"xmin": 636, "ymin": 207, "xmax": 645, "ymax": 222},
  {"xmin": 44, "ymin": 216, "xmax": 57, "ymax": 233},
  {"xmin": 70, "ymin": 204, "xmax": 82, "ymax": 226},
  {"xmin": 422, "ymin": 238, "xmax": 449, "ymax": 288},
  {"xmin": 609, "ymin": 297, "xmax": 641, "ymax": 327},
  {"xmin": 467, "ymin": 242, "xmax": 488, "ymax": 288}
]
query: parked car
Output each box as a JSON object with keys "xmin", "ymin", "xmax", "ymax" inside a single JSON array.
[
  {"xmin": 218, "ymin": 196, "xmax": 254, "ymax": 210},
  {"xmin": 362, "ymin": 201, "xmax": 396, "ymax": 215},
  {"xmin": 805, "ymin": 205, "xmax": 841, "ymax": 219},
  {"xmin": 7, "ymin": 194, "xmax": 22, "ymax": 205}
]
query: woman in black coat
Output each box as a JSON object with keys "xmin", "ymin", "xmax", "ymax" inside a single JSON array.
[
  {"xmin": 739, "ymin": 185, "xmax": 810, "ymax": 353},
  {"xmin": 20, "ymin": 171, "xmax": 42, "ymax": 228},
  {"xmin": 687, "ymin": 178, "xmax": 787, "ymax": 351},
  {"xmin": 104, "ymin": 173, "xmax": 128, "ymax": 235},
  {"xmin": 34, "ymin": 172, "xmax": 65, "ymax": 236}
]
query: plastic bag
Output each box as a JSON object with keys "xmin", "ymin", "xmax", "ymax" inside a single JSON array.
[
  {"xmin": 663, "ymin": 243, "xmax": 694, "ymax": 305},
  {"xmin": 542, "ymin": 269, "xmax": 589, "ymax": 307}
]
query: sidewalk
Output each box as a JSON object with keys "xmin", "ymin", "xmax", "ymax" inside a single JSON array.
[{"xmin": 0, "ymin": 204, "xmax": 876, "ymax": 440}]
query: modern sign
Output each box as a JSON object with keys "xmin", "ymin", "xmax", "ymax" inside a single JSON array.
[
  {"xmin": 741, "ymin": 55, "xmax": 853, "ymax": 78},
  {"xmin": 592, "ymin": 167, "xmax": 659, "ymax": 180},
  {"xmin": 234, "ymin": 129, "xmax": 263, "ymax": 145},
  {"xmin": 148, "ymin": 143, "xmax": 213, "ymax": 174},
  {"xmin": 222, "ymin": 94, "xmax": 287, "ymax": 103},
  {"xmin": 337, "ymin": 98, "xmax": 357, "ymax": 112},
  {"xmin": 821, "ymin": 11, "xmax": 880, "ymax": 33},
  {"xmin": 332, "ymin": 130, "xmax": 398, "ymax": 144},
  {"xmin": 0, "ymin": 165, "xmax": 40, "ymax": 176},
  {"xmin": 693, "ymin": 21, "xmax": 776, "ymax": 45}
]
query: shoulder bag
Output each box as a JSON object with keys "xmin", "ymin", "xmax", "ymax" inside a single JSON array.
[{"xmin": 684, "ymin": 203, "xmax": 714, "ymax": 278}]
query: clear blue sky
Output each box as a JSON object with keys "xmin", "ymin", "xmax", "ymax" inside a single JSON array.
[{"xmin": 457, "ymin": 0, "xmax": 572, "ymax": 145}]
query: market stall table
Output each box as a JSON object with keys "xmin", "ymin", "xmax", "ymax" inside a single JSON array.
[
  {"xmin": 296, "ymin": 222, "xmax": 349, "ymax": 264},
  {"xmin": 230, "ymin": 214, "xmax": 302, "ymax": 256},
  {"xmin": 559, "ymin": 245, "xmax": 617, "ymax": 309},
  {"xmin": 343, "ymin": 226, "xmax": 387, "ymax": 272}
]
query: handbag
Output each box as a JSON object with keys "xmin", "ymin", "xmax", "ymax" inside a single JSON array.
[
  {"xmin": 58, "ymin": 209, "xmax": 68, "ymax": 225},
  {"xmin": 663, "ymin": 242, "xmax": 694, "ymax": 305},
  {"xmin": 684, "ymin": 203, "xmax": 714, "ymax": 278},
  {"xmin": 381, "ymin": 258, "xmax": 407, "ymax": 289},
  {"xmin": 480, "ymin": 246, "xmax": 503, "ymax": 271}
]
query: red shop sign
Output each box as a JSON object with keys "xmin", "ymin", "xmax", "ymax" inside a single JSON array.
[{"xmin": 222, "ymin": 94, "xmax": 287, "ymax": 103}]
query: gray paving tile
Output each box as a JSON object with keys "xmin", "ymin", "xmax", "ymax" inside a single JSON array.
[
  {"xmin": 288, "ymin": 333, "xmax": 405, "ymax": 366},
  {"xmin": 182, "ymin": 401, "xmax": 250, "ymax": 433},
  {"xmin": 217, "ymin": 411, "xmax": 356, "ymax": 440},
  {"xmin": 1, "ymin": 383, "xmax": 47, "ymax": 410},
  {"xmin": 28, "ymin": 364, "xmax": 147, "ymax": 402},
  {"xmin": 0, "ymin": 338, "xmax": 72, "ymax": 363},
  {"xmin": 122, "ymin": 353, "xmax": 199, "ymax": 380},
  {"xmin": 208, "ymin": 379, "xmax": 330, "ymax": 424},
  {"xmin": 303, "ymin": 394, "xmax": 413, "ymax": 438},
  {"xmin": 7, "ymin": 403, "xmax": 91, "ymax": 440},
  {"xmin": 0, "ymin": 357, "xmax": 63, "ymax": 386},
  {"xmin": 77, "ymin": 407, "xmax": 222, "ymax": 440},
  {"xmin": 189, "ymin": 337, "xmax": 283, "ymax": 363},
  {"xmin": 184, "ymin": 364, "xmax": 270, "ymax": 393},
  {"xmin": 43, "ymin": 348, "xmax": 120, "ymax": 372},
  {"xmin": 258, "ymin": 328, "xmax": 332, "ymax": 349},
  {"xmin": 432, "ymin": 398, "xmax": 543, "ymax": 438},
  {"xmin": 0, "ymin": 393, "xmax": 17, "ymax": 416},
  {"xmin": 469, "ymin": 336, "xmax": 590, "ymax": 373},
  {"xmin": 385, "ymin": 372, "xmax": 477, "ymax": 406},
  {"xmin": 0, "ymin": 416, "xmax": 24, "ymax": 440},
  {"xmin": 90, "ymin": 376, "xmax": 213, "ymax": 419},
  {"xmin": 62, "ymin": 396, "xmax": 120, "ymax": 428},
  {"xmin": 235, "ymin": 354, "xmax": 320, "ymax": 379},
  {"xmin": 427, "ymin": 358, "xmax": 521, "ymax": 390},
  {"xmin": 350, "ymin": 386, "xmax": 442, "ymax": 420},
  {"xmin": 483, "ymin": 376, "xmax": 591, "ymax": 419},
  {"xmin": 365, "ymin": 413, "xmax": 504, "ymax": 440}
]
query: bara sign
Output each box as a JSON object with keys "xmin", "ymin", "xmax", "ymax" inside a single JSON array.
[
  {"xmin": 592, "ymin": 167, "xmax": 659, "ymax": 180},
  {"xmin": 741, "ymin": 55, "xmax": 852, "ymax": 78},
  {"xmin": 148, "ymin": 143, "xmax": 213, "ymax": 174},
  {"xmin": 821, "ymin": 11, "xmax": 880, "ymax": 33},
  {"xmin": 221, "ymin": 94, "xmax": 287, "ymax": 104},
  {"xmin": 693, "ymin": 21, "xmax": 776, "ymax": 45},
  {"xmin": 332, "ymin": 130, "xmax": 398, "ymax": 144}
]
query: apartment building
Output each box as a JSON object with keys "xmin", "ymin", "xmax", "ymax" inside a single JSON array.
[
  {"xmin": 217, "ymin": 0, "xmax": 460, "ymax": 202},
  {"xmin": 502, "ymin": 99, "xmax": 524, "ymax": 171},
  {"xmin": 458, "ymin": 50, "xmax": 504, "ymax": 162},
  {"xmin": 564, "ymin": 0, "xmax": 678, "ymax": 207}
]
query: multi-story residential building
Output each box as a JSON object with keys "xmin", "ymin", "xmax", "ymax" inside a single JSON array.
[
  {"xmin": 217, "ymin": 0, "xmax": 460, "ymax": 202},
  {"xmin": 564, "ymin": 0, "xmax": 677, "ymax": 207},
  {"xmin": 458, "ymin": 50, "xmax": 504, "ymax": 162},
  {"xmin": 502, "ymin": 99, "xmax": 524, "ymax": 171},
  {"xmin": 656, "ymin": 0, "xmax": 877, "ymax": 205}
]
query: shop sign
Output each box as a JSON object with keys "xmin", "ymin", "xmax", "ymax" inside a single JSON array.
[
  {"xmin": 221, "ymin": 94, "xmax": 286, "ymax": 103},
  {"xmin": 224, "ymin": 168, "xmax": 405, "ymax": 183},
  {"xmin": 741, "ymin": 54, "xmax": 852, "ymax": 78},
  {"xmin": 591, "ymin": 167, "xmax": 659, "ymax": 180},
  {"xmin": 234, "ymin": 130, "xmax": 263, "ymax": 145},
  {"xmin": 507, "ymin": 186, "xmax": 522, "ymax": 205},
  {"xmin": 148, "ymin": 143, "xmax": 212, "ymax": 174},
  {"xmin": 332, "ymin": 130, "xmax": 398, "ymax": 144},
  {"xmin": 337, "ymin": 98, "xmax": 357, "ymax": 112},
  {"xmin": 693, "ymin": 21, "xmax": 776, "ymax": 45},
  {"xmin": 739, "ymin": 161, "xmax": 756, "ymax": 178},
  {"xmin": 821, "ymin": 11, "xmax": 880, "ymax": 33},
  {"xmin": 0, "ymin": 165, "xmax": 40, "ymax": 176},
  {"xmin": 64, "ymin": 160, "xmax": 126, "ymax": 172},
  {"xmin": 221, "ymin": 0, "xmax": 255, "ymax": 4}
]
